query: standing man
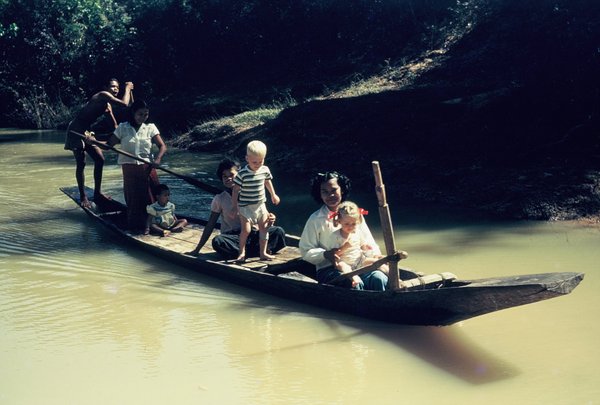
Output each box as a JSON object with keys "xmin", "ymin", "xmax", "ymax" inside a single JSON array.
[{"xmin": 64, "ymin": 78, "xmax": 134, "ymax": 208}]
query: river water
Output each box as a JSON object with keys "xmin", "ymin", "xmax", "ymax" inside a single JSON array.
[{"xmin": 0, "ymin": 129, "xmax": 598, "ymax": 405}]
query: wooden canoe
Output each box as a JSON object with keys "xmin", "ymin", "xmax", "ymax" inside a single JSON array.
[{"xmin": 60, "ymin": 186, "xmax": 584, "ymax": 326}]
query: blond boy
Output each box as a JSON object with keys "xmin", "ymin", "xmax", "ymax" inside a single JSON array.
[{"xmin": 232, "ymin": 140, "xmax": 280, "ymax": 261}]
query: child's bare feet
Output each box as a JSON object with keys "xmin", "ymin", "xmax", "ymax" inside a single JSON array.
[
  {"xmin": 234, "ymin": 254, "xmax": 246, "ymax": 263},
  {"xmin": 161, "ymin": 229, "xmax": 171, "ymax": 237}
]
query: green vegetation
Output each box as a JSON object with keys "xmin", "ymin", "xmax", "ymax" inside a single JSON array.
[
  {"xmin": 0, "ymin": 0, "xmax": 458, "ymax": 128},
  {"xmin": 0, "ymin": 0, "xmax": 133, "ymax": 127}
]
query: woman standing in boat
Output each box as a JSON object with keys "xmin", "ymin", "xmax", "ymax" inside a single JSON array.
[
  {"xmin": 106, "ymin": 100, "xmax": 166, "ymax": 232},
  {"xmin": 186, "ymin": 158, "xmax": 286, "ymax": 259},
  {"xmin": 299, "ymin": 171, "xmax": 388, "ymax": 290}
]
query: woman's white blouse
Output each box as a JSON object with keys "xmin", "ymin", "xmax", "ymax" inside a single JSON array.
[
  {"xmin": 299, "ymin": 205, "xmax": 381, "ymax": 270},
  {"xmin": 114, "ymin": 121, "xmax": 160, "ymax": 165}
]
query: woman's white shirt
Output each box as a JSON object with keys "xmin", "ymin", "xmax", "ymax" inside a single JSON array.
[
  {"xmin": 299, "ymin": 205, "xmax": 381, "ymax": 270},
  {"xmin": 114, "ymin": 121, "xmax": 160, "ymax": 165}
]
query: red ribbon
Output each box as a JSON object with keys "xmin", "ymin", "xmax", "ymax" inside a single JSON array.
[{"xmin": 328, "ymin": 208, "xmax": 368, "ymax": 219}]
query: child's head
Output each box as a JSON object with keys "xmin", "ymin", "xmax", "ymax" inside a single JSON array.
[
  {"xmin": 154, "ymin": 184, "xmax": 170, "ymax": 205},
  {"xmin": 129, "ymin": 99, "xmax": 150, "ymax": 126},
  {"xmin": 246, "ymin": 140, "xmax": 267, "ymax": 171},
  {"xmin": 335, "ymin": 201, "xmax": 364, "ymax": 234},
  {"xmin": 216, "ymin": 158, "xmax": 240, "ymax": 188}
]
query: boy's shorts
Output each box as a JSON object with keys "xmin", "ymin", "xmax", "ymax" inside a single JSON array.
[{"xmin": 239, "ymin": 202, "xmax": 268, "ymax": 225}]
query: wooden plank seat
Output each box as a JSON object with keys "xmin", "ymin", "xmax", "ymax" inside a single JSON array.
[{"xmin": 133, "ymin": 223, "xmax": 312, "ymax": 277}]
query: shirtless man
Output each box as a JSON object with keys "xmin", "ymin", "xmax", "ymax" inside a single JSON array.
[{"xmin": 64, "ymin": 78, "xmax": 134, "ymax": 208}]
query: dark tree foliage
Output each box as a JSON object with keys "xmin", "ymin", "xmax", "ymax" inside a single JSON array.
[
  {"xmin": 0, "ymin": 0, "xmax": 455, "ymax": 127},
  {"xmin": 0, "ymin": 0, "xmax": 136, "ymax": 126}
]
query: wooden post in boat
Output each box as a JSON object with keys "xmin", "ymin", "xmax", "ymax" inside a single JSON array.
[{"xmin": 372, "ymin": 161, "xmax": 400, "ymax": 290}]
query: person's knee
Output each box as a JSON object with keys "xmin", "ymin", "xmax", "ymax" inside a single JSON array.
[
  {"xmin": 212, "ymin": 235, "xmax": 232, "ymax": 252},
  {"xmin": 270, "ymin": 226, "xmax": 285, "ymax": 238},
  {"xmin": 75, "ymin": 152, "xmax": 86, "ymax": 169},
  {"xmin": 267, "ymin": 226, "xmax": 286, "ymax": 252},
  {"xmin": 211, "ymin": 235, "xmax": 224, "ymax": 249},
  {"xmin": 366, "ymin": 271, "xmax": 388, "ymax": 290},
  {"xmin": 92, "ymin": 153, "xmax": 105, "ymax": 166}
]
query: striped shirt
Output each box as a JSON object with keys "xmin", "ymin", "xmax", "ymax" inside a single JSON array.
[{"xmin": 233, "ymin": 165, "xmax": 272, "ymax": 206}]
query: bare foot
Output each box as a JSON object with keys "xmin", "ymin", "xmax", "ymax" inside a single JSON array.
[
  {"xmin": 234, "ymin": 254, "xmax": 246, "ymax": 263},
  {"xmin": 161, "ymin": 230, "xmax": 171, "ymax": 237},
  {"xmin": 260, "ymin": 253, "xmax": 275, "ymax": 261},
  {"xmin": 93, "ymin": 193, "xmax": 112, "ymax": 202},
  {"xmin": 80, "ymin": 198, "xmax": 92, "ymax": 209}
]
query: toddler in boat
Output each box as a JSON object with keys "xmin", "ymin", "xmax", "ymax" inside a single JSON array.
[
  {"xmin": 328, "ymin": 201, "xmax": 389, "ymax": 287},
  {"xmin": 145, "ymin": 184, "xmax": 188, "ymax": 236},
  {"xmin": 232, "ymin": 140, "xmax": 280, "ymax": 262}
]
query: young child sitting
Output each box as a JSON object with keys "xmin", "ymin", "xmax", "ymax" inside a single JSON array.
[
  {"xmin": 232, "ymin": 140, "xmax": 280, "ymax": 262},
  {"xmin": 145, "ymin": 184, "xmax": 188, "ymax": 237},
  {"xmin": 328, "ymin": 201, "xmax": 388, "ymax": 287}
]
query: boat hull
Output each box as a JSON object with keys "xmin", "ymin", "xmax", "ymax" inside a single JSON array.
[{"xmin": 60, "ymin": 186, "xmax": 584, "ymax": 326}]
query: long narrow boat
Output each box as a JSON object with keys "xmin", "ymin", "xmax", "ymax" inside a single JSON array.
[{"xmin": 60, "ymin": 186, "xmax": 584, "ymax": 326}]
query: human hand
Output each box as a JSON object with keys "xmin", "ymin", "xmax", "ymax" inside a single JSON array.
[
  {"xmin": 83, "ymin": 131, "xmax": 96, "ymax": 144},
  {"xmin": 323, "ymin": 248, "xmax": 340, "ymax": 265},
  {"xmin": 271, "ymin": 194, "xmax": 280, "ymax": 205},
  {"xmin": 266, "ymin": 212, "xmax": 276, "ymax": 227},
  {"xmin": 338, "ymin": 241, "xmax": 350, "ymax": 254},
  {"xmin": 125, "ymin": 81, "xmax": 134, "ymax": 90},
  {"xmin": 351, "ymin": 275, "xmax": 362, "ymax": 287}
]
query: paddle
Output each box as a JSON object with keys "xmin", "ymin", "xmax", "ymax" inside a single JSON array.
[
  {"xmin": 70, "ymin": 130, "xmax": 222, "ymax": 195},
  {"xmin": 329, "ymin": 251, "xmax": 408, "ymax": 285}
]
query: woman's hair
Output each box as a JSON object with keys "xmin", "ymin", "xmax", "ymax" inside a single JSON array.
[
  {"xmin": 128, "ymin": 99, "xmax": 149, "ymax": 125},
  {"xmin": 216, "ymin": 157, "xmax": 240, "ymax": 178},
  {"xmin": 309, "ymin": 171, "xmax": 351, "ymax": 204}
]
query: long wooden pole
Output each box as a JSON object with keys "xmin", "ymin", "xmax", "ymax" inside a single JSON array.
[
  {"xmin": 372, "ymin": 161, "xmax": 401, "ymax": 290},
  {"xmin": 70, "ymin": 130, "xmax": 222, "ymax": 195}
]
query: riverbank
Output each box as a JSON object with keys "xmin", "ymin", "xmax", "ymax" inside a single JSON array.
[
  {"xmin": 162, "ymin": 1, "xmax": 600, "ymax": 221},
  {"xmin": 165, "ymin": 81, "xmax": 600, "ymax": 222}
]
